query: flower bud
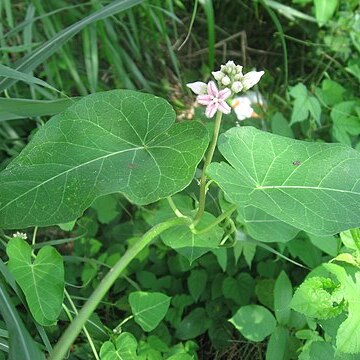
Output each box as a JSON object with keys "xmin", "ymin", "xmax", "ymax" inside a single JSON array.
[
  {"xmin": 221, "ymin": 76, "xmax": 231, "ymax": 86},
  {"xmin": 186, "ymin": 81, "xmax": 208, "ymax": 95},
  {"xmin": 234, "ymin": 73, "xmax": 242, "ymax": 81},
  {"xmin": 212, "ymin": 71, "xmax": 224, "ymax": 81},
  {"xmin": 235, "ymin": 65, "xmax": 243, "ymax": 74},
  {"xmin": 231, "ymin": 81, "xmax": 243, "ymax": 93}
]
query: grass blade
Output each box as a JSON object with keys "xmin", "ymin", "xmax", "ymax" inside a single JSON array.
[
  {"xmin": 0, "ymin": 97, "xmax": 78, "ymax": 121},
  {"xmin": 0, "ymin": 0, "xmax": 143, "ymax": 92},
  {"xmin": 0, "ymin": 281, "xmax": 45, "ymax": 359}
]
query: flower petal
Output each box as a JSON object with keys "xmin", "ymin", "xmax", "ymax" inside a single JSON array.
[
  {"xmin": 205, "ymin": 102, "xmax": 218, "ymax": 118},
  {"xmin": 218, "ymin": 88, "xmax": 231, "ymax": 101},
  {"xmin": 218, "ymin": 101, "xmax": 231, "ymax": 114},
  {"xmin": 207, "ymin": 81, "xmax": 219, "ymax": 97},
  {"xmin": 186, "ymin": 81, "xmax": 208, "ymax": 95},
  {"xmin": 241, "ymin": 71, "xmax": 264, "ymax": 91},
  {"xmin": 197, "ymin": 94, "xmax": 213, "ymax": 105}
]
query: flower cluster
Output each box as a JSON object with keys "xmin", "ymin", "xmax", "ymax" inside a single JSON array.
[
  {"xmin": 187, "ymin": 60, "xmax": 264, "ymax": 118},
  {"xmin": 212, "ymin": 61, "xmax": 264, "ymax": 94},
  {"xmin": 12, "ymin": 231, "xmax": 27, "ymax": 239}
]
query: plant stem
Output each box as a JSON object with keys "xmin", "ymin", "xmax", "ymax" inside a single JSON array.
[
  {"xmin": 193, "ymin": 111, "xmax": 223, "ymax": 224},
  {"xmin": 64, "ymin": 290, "xmax": 100, "ymax": 360},
  {"xmin": 193, "ymin": 204, "xmax": 237, "ymax": 235},
  {"xmin": 49, "ymin": 217, "xmax": 190, "ymax": 360}
]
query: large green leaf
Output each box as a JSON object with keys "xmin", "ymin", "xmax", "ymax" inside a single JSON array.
[
  {"xmin": 0, "ymin": 281, "xmax": 44, "ymax": 359},
  {"xmin": 208, "ymin": 126, "xmax": 360, "ymax": 235},
  {"xmin": 129, "ymin": 291, "xmax": 171, "ymax": 332},
  {"xmin": 237, "ymin": 205, "xmax": 298, "ymax": 243},
  {"xmin": 0, "ymin": 90, "xmax": 208, "ymax": 229},
  {"xmin": 6, "ymin": 238, "xmax": 64, "ymax": 326}
]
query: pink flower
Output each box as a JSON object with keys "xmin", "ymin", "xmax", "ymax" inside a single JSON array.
[{"xmin": 187, "ymin": 81, "xmax": 231, "ymax": 118}]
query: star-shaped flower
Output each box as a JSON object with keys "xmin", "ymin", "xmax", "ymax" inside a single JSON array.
[{"xmin": 187, "ymin": 81, "xmax": 231, "ymax": 118}]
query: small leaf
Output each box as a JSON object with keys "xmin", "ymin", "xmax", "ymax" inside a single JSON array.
[
  {"xmin": 314, "ymin": 0, "xmax": 338, "ymax": 26},
  {"xmin": 129, "ymin": 291, "xmax": 171, "ymax": 332},
  {"xmin": 274, "ymin": 271, "xmax": 292, "ymax": 325},
  {"xmin": 289, "ymin": 83, "xmax": 321, "ymax": 125},
  {"xmin": 6, "ymin": 238, "xmax": 64, "ymax": 326},
  {"xmin": 187, "ymin": 269, "xmax": 208, "ymax": 302},
  {"xmin": 161, "ymin": 212, "xmax": 223, "ymax": 263},
  {"xmin": 229, "ymin": 305, "xmax": 276, "ymax": 342},
  {"xmin": 175, "ymin": 308, "xmax": 210, "ymax": 340},
  {"xmin": 266, "ymin": 326, "xmax": 289, "ymax": 360},
  {"xmin": 100, "ymin": 332, "xmax": 137, "ymax": 360}
]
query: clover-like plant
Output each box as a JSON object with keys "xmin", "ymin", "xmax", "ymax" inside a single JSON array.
[{"xmin": 2, "ymin": 60, "xmax": 360, "ymax": 359}]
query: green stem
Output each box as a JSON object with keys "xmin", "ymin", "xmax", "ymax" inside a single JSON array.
[
  {"xmin": 193, "ymin": 204, "xmax": 237, "ymax": 235},
  {"xmin": 49, "ymin": 217, "xmax": 190, "ymax": 360},
  {"xmin": 64, "ymin": 290, "xmax": 100, "ymax": 360},
  {"xmin": 194, "ymin": 111, "xmax": 223, "ymax": 224}
]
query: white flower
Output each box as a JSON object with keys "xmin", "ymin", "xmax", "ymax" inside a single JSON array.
[
  {"xmin": 241, "ymin": 71, "xmax": 264, "ymax": 91},
  {"xmin": 12, "ymin": 231, "xmax": 27, "ymax": 239},
  {"xmin": 221, "ymin": 76, "xmax": 231, "ymax": 86},
  {"xmin": 231, "ymin": 81, "xmax": 243, "ymax": 93},
  {"xmin": 186, "ymin": 81, "xmax": 208, "ymax": 95}
]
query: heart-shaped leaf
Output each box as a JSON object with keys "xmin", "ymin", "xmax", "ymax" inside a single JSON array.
[
  {"xmin": 0, "ymin": 90, "xmax": 208, "ymax": 229},
  {"xmin": 229, "ymin": 305, "xmax": 276, "ymax": 342},
  {"xmin": 129, "ymin": 291, "xmax": 171, "ymax": 332},
  {"xmin": 6, "ymin": 238, "xmax": 64, "ymax": 326},
  {"xmin": 161, "ymin": 212, "xmax": 223, "ymax": 263},
  {"xmin": 208, "ymin": 126, "xmax": 360, "ymax": 235},
  {"xmin": 100, "ymin": 332, "xmax": 137, "ymax": 360}
]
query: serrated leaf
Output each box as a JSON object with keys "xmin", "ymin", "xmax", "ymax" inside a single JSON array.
[
  {"xmin": 6, "ymin": 238, "xmax": 64, "ymax": 326},
  {"xmin": 229, "ymin": 305, "xmax": 276, "ymax": 342},
  {"xmin": 161, "ymin": 212, "xmax": 223, "ymax": 264},
  {"xmin": 208, "ymin": 126, "xmax": 360, "ymax": 235},
  {"xmin": 0, "ymin": 90, "xmax": 208, "ymax": 229},
  {"xmin": 237, "ymin": 205, "xmax": 298, "ymax": 243},
  {"xmin": 290, "ymin": 277, "xmax": 343, "ymax": 319},
  {"xmin": 129, "ymin": 291, "xmax": 171, "ymax": 332},
  {"xmin": 100, "ymin": 332, "xmax": 137, "ymax": 360}
]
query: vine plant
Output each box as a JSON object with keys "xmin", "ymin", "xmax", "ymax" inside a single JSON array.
[{"xmin": 1, "ymin": 61, "xmax": 360, "ymax": 358}]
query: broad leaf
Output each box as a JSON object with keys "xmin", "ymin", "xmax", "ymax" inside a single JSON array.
[
  {"xmin": 229, "ymin": 305, "xmax": 276, "ymax": 342},
  {"xmin": 237, "ymin": 205, "xmax": 298, "ymax": 243},
  {"xmin": 208, "ymin": 126, "xmax": 360, "ymax": 235},
  {"xmin": 100, "ymin": 332, "xmax": 137, "ymax": 360},
  {"xmin": 0, "ymin": 90, "xmax": 208, "ymax": 229},
  {"xmin": 129, "ymin": 291, "xmax": 171, "ymax": 332},
  {"xmin": 6, "ymin": 238, "xmax": 64, "ymax": 326},
  {"xmin": 0, "ymin": 281, "xmax": 44, "ymax": 359},
  {"xmin": 161, "ymin": 212, "xmax": 223, "ymax": 263}
]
